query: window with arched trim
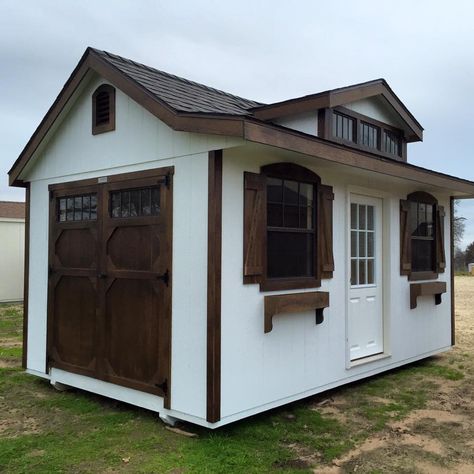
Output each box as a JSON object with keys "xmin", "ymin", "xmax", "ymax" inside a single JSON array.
[
  {"xmin": 400, "ymin": 191, "xmax": 446, "ymax": 280},
  {"xmin": 243, "ymin": 162, "xmax": 334, "ymax": 291},
  {"xmin": 92, "ymin": 84, "xmax": 116, "ymax": 135}
]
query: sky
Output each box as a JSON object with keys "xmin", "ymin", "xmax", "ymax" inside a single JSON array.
[{"xmin": 1, "ymin": 0, "xmax": 473, "ymax": 248}]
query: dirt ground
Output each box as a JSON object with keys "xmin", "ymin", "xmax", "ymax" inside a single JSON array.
[{"xmin": 314, "ymin": 276, "xmax": 474, "ymax": 473}]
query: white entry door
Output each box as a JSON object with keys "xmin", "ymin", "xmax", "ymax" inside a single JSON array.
[{"xmin": 348, "ymin": 194, "xmax": 383, "ymax": 361}]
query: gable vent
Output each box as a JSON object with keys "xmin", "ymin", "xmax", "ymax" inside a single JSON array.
[{"xmin": 92, "ymin": 84, "xmax": 116, "ymax": 135}]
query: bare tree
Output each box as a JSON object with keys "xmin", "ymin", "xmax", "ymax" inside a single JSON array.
[{"xmin": 453, "ymin": 200, "xmax": 466, "ymax": 250}]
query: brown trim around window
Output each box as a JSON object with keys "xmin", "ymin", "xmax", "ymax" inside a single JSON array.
[
  {"xmin": 260, "ymin": 163, "xmax": 322, "ymax": 291},
  {"xmin": 207, "ymin": 149, "xmax": 222, "ymax": 423},
  {"xmin": 92, "ymin": 84, "xmax": 116, "ymax": 135},
  {"xmin": 22, "ymin": 184, "xmax": 30, "ymax": 369},
  {"xmin": 320, "ymin": 106, "xmax": 406, "ymax": 161}
]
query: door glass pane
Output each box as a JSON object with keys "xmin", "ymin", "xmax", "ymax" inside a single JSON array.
[
  {"xmin": 59, "ymin": 198, "xmax": 66, "ymax": 222},
  {"xmin": 367, "ymin": 206, "xmax": 374, "ymax": 230},
  {"xmin": 359, "ymin": 205, "xmax": 366, "ymax": 230},
  {"xmin": 351, "ymin": 231, "xmax": 357, "ymax": 257},
  {"xmin": 151, "ymin": 188, "xmax": 160, "ymax": 215},
  {"xmin": 141, "ymin": 188, "xmax": 151, "ymax": 215},
  {"xmin": 67, "ymin": 198, "xmax": 74, "ymax": 221},
  {"xmin": 121, "ymin": 191, "xmax": 130, "ymax": 217},
  {"xmin": 130, "ymin": 190, "xmax": 140, "ymax": 217},
  {"xmin": 367, "ymin": 259, "xmax": 374, "ymax": 284},
  {"xmin": 351, "ymin": 259, "xmax": 358, "ymax": 285},
  {"xmin": 367, "ymin": 232, "xmax": 374, "ymax": 257},
  {"xmin": 111, "ymin": 192, "xmax": 121, "ymax": 218},
  {"xmin": 90, "ymin": 195, "xmax": 97, "ymax": 220},
  {"xmin": 82, "ymin": 195, "xmax": 90, "ymax": 220},
  {"xmin": 359, "ymin": 260, "xmax": 367, "ymax": 285},
  {"xmin": 351, "ymin": 203, "xmax": 357, "ymax": 229},
  {"xmin": 74, "ymin": 197, "xmax": 82, "ymax": 221},
  {"xmin": 359, "ymin": 232, "xmax": 366, "ymax": 257}
]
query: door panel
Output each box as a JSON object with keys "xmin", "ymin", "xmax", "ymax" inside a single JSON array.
[
  {"xmin": 47, "ymin": 169, "xmax": 172, "ymax": 406},
  {"xmin": 348, "ymin": 195, "xmax": 383, "ymax": 361}
]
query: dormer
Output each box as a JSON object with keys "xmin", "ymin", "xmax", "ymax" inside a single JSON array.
[{"xmin": 252, "ymin": 79, "xmax": 423, "ymax": 163}]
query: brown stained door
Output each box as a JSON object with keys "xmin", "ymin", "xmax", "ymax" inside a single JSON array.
[
  {"xmin": 47, "ymin": 169, "xmax": 172, "ymax": 406},
  {"xmin": 47, "ymin": 185, "xmax": 101, "ymax": 379},
  {"xmin": 100, "ymin": 177, "xmax": 171, "ymax": 399}
]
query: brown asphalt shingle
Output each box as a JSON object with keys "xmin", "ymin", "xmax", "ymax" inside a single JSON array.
[
  {"xmin": 93, "ymin": 49, "xmax": 264, "ymax": 115},
  {"xmin": 0, "ymin": 201, "xmax": 25, "ymax": 219}
]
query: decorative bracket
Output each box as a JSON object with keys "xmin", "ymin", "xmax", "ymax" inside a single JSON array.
[
  {"xmin": 410, "ymin": 281, "xmax": 447, "ymax": 309},
  {"xmin": 264, "ymin": 291, "xmax": 329, "ymax": 333}
]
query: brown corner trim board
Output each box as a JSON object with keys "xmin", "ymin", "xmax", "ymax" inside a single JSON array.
[
  {"xmin": 264, "ymin": 292, "xmax": 330, "ymax": 333},
  {"xmin": 207, "ymin": 150, "xmax": 222, "ymax": 423},
  {"xmin": 22, "ymin": 184, "xmax": 31, "ymax": 369},
  {"xmin": 410, "ymin": 282, "xmax": 447, "ymax": 310}
]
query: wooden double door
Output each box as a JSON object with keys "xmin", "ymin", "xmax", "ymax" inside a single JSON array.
[{"xmin": 47, "ymin": 168, "xmax": 173, "ymax": 407}]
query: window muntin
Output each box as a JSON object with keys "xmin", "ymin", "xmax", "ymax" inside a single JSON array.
[
  {"xmin": 266, "ymin": 177, "xmax": 315, "ymax": 279},
  {"xmin": 58, "ymin": 194, "xmax": 97, "ymax": 222},
  {"xmin": 332, "ymin": 112, "xmax": 355, "ymax": 142},
  {"xmin": 110, "ymin": 186, "xmax": 160, "ymax": 218},
  {"xmin": 350, "ymin": 203, "xmax": 375, "ymax": 286},
  {"xmin": 360, "ymin": 122, "xmax": 379, "ymax": 150},
  {"xmin": 410, "ymin": 200, "xmax": 435, "ymax": 272}
]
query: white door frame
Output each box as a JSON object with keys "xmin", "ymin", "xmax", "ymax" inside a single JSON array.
[{"xmin": 345, "ymin": 186, "xmax": 392, "ymax": 369}]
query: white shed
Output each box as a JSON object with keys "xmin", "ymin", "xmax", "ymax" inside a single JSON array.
[
  {"xmin": 0, "ymin": 201, "xmax": 25, "ymax": 303},
  {"xmin": 8, "ymin": 48, "xmax": 474, "ymax": 428}
]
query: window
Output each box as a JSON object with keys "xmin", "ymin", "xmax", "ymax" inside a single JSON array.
[
  {"xmin": 325, "ymin": 107, "xmax": 405, "ymax": 159},
  {"xmin": 351, "ymin": 203, "xmax": 375, "ymax": 285},
  {"xmin": 332, "ymin": 111, "xmax": 355, "ymax": 142},
  {"xmin": 92, "ymin": 84, "xmax": 116, "ymax": 135},
  {"xmin": 410, "ymin": 200, "xmax": 435, "ymax": 272},
  {"xmin": 243, "ymin": 162, "xmax": 335, "ymax": 291},
  {"xmin": 360, "ymin": 122, "xmax": 379, "ymax": 150},
  {"xmin": 384, "ymin": 131, "xmax": 400, "ymax": 156},
  {"xmin": 266, "ymin": 177, "xmax": 315, "ymax": 278},
  {"xmin": 58, "ymin": 194, "xmax": 97, "ymax": 222},
  {"xmin": 400, "ymin": 191, "xmax": 446, "ymax": 280},
  {"xmin": 110, "ymin": 186, "xmax": 160, "ymax": 218}
]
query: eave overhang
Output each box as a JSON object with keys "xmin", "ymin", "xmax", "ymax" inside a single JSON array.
[
  {"xmin": 9, "ymin": 50, "xmax": 472, "ymax": 198},
  {"xmin": 251, "ymin": 79, "xmax": 424, "ymax": 143}
]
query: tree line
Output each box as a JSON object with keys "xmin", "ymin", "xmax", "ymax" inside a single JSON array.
[{"xmin": 453, "ymin": 201, "xmax": 474, "ymax": 271}]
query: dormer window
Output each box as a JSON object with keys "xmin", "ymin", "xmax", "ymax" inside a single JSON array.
[
  {"xmin": 321, "ymin": 106, "xmax": 405, "ymax": 160},
  {"xmin": 92, "ymin": 84, "xmax": 115, "ymax": 135}
]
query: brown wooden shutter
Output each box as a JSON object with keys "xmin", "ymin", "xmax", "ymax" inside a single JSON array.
[
  {"xmin": 319, "ymin": 185, "xmax": 334, "ymax": 279},
  {"xmin": 400, "ymin": 199, "xmax": 411, "ymax": 275},
  {"xmin": 436, "ymin": 205, "xmax": 446, "ymax": 273},
  {"xmin": 243, "ymin": 172, "xmax": 266, "ymax": 284}
]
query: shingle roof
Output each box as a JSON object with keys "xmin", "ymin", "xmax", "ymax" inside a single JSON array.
[
  {"xmin": 93, "ymin": 49, "xmax": 264, "ymax": 115},
  {"xmin": 0, "ymin": 201, "xmax": 25, "ymax": 219}
]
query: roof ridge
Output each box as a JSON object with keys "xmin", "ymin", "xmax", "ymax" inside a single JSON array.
[{"xmin": 93, "ymin": 48, "xmax": 264, "ymax": 108}]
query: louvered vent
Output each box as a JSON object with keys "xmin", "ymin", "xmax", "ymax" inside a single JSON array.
[
  {"xmin": 92, "ymin": 84, "xmax": 115, "ymax": 134},
  {"xmin": 95, "ymin": 91, "xmax": 110, "ymax": 125}
]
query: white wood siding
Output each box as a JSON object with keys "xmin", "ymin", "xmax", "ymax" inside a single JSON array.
[
  {"xmin": 23, "ymin": 74, "xmax": 242, "ymax": 422},
  {"xmin": 220, "ymin": 147, "xmax": 451, "ymax": 421}
]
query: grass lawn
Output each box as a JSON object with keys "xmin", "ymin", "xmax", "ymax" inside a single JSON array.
[{"xmin": 1, "ymin": 277, "xmax": 473, "ymax": 473}]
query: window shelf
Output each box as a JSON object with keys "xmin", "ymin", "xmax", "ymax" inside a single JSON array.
[
  {"xmin": 264, "ymin": 291, "xmax": 329, "ymax": 333},
  {"xmin": 410, "ymin": 281, "xmax": 446, "ymax": 309}
]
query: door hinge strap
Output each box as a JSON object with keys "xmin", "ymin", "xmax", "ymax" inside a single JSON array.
[
  {"xmin": 157, "ymin": 269, "xmax": 169, "ymax": 286},
  {"xmin": 155, "ymin": 378, "xmax": 168, "ymax": 394}
]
